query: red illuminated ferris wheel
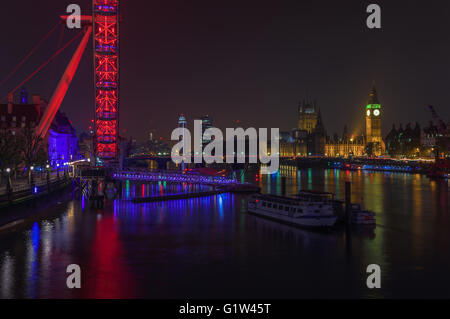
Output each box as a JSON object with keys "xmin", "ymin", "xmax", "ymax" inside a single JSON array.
[
  {"xmin": 31, "ymin": 1, "xmax": 120, "ymax": 163},
  {"xmin": 3, "ymin": 1, "xmax": 120, "ymax": 163},
  {"xmin": 93, "ymin": 0, "xmax": 120, "ymax": 161}
]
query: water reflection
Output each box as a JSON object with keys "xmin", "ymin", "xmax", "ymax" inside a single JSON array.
[
  {"xmin": 122, "ymin": 181, "xmax": 212, "ymax": 200},
  {"xmin": 85, "ymin": 215, "xmax": 136, "ymax": 298},
  {"xmin": 25, "ymin": 222, "xmax": 40, "ymax": 298},
  {"xmin": 0, "ymin": 168, "xmax": 448, "ymax": 298},
  {"xmin": 0, "ymin": 252, "xmax": 14, "ymax": 298}
]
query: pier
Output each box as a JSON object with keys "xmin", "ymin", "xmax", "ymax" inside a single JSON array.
[{"xmin": 113, "ymin": 170, "xmax": 239, "ymax": 186}]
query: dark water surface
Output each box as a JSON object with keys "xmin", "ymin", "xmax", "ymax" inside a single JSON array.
[{"xmin": 0, "ymin": 168, "xmax": 449, "ymax": 298}]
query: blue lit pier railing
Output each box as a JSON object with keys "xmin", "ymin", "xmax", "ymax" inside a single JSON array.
[
  {"xmin": 362, "ymin": 164, "xmax": 413, "ymax": 172},
  {"xmin": 112, "ymin": 171, "xmax": 238, "ymax": 186}
]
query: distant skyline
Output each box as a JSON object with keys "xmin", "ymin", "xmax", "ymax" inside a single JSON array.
[{"xmin": 1, "ymin": 0, "xmax": 449, "ymax": 141}]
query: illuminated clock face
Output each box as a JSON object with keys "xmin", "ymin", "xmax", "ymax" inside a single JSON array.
[
  {"xmin": 373, "ymin": 109, "xmax": 380, "ymax": 116},
  {"xmin": 366, "ymin": 110, "xmax": 371, "ymax": 116}
]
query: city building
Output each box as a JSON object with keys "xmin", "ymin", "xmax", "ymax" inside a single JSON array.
[
  {"xmin": 281, "ymin": 83, "xmax": 384, "ymax": 158},
  {"xmin": 0, "ymin": 91, "xmax": 42, "ymax": 135},
  {"xmin": 422, "ymin": 122, "xmax": 439, "ymax": 150},
  {"xmin": 0, "ymin": 90, "xmax": 80, "ymax": 167},
  {"xmin": 364, "ymin": 84, "xmax": 385, "ymax": 156},
  {"xmin": 280, "ymin": 130, "xmax": 307, "ymax": 157},
  {"xmin": 298, "ymin": 99, "xmax": 318, "ymax": 134},
  {"xmin": 309, "ymin": 109, "xmax": 327, "ymax": 156},
  {"xmin": 78, "ymin": 132, "xmax": 94, "ymax": 162},
  {"xmin": 178, "ymin": 114, "xmax": 187, "ymax": 130},
  {"xmin": 385, "ymin": 123, "xmax": 421, "ymax": 157},
  {"xmin": 178, "ymin": 114, "xmax": 188, "ymax": 168},
  {"xmin": 422, "ymin": 118, "xmax": 450, "ymax": 158},
  {"xmin": 384, "ymin": 119, "xmax": 449, "ymax": 159},
  {"xmin": 199, "ymin": 115, "xmax": 213, "ymax": 149},
  {"xmin": 324, "ymin": 131, "xmax": 366, "ymax": 157},
  {"xmin": 48, "ymin": 111, "xmax": 79, "ymax": 167},
  {"xmin": 282, "ymin": 100, "xmax": 324, "ymax": 157},
  {"xmin": 323, "ymin": 84, "xmax": 383, "ymax": 157}
]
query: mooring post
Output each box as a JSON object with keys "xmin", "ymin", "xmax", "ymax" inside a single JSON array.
[
  {"xmin": 47, "ymin": 170, "xmax": 51, "ymax": 194},
  {"xmin": 345, "ymin": 181, "xmax": 351, "ymax": 226}
]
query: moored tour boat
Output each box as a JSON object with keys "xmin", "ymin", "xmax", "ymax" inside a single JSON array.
[{"xmin": 247, "ymin": 192, "xmax": 338, "ymax": 229}]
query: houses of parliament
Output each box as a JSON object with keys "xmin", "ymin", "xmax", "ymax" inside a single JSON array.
[{"xmin": 280, "ymin": 84, "xmax": 385, "ymax": 157}]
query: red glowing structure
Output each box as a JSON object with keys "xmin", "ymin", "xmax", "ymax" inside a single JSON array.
[
  {"xmin": 93, "ymin": 0, "xmax": 119, "ymax": 160},
  {"xmin": 4, "ymin": 2, "xmax": 120, "ymax": 162},
  {"xmin": 35, "ymin": 16, "xmax": 93, "ymax": 141}
]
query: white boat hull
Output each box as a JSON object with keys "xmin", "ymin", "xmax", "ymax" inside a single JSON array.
[{"xmin": 248, "ymin": 204, "xmax": 337, "ymax": 228}]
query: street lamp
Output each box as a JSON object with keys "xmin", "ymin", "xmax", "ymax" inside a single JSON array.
[{"xmin": 6, "ymin": 168, "xmax": 12, "ymax": 203}]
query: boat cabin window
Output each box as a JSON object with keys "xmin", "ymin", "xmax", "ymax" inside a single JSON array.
[
  {"xmin": 262, "ymin": 202, "xmax": 266, "ymax": 207},
  {"xmin": 267, "ymin": 203, "xmax": 272, "ymax": 208},
  {"xmin": 285, "ymin": 206, "xmax": 290, "ymax": 212},
  {"xmin": 278, "ymin": 205, "xmax": 283, "ymax": 210},
  {"xmin": 314, "ymin": 210, "xmax": 320, "ymax": 214},
  {"xmin": 273, "ymin": 204, "xmax": 278, "ymax": 209},
  {"xmin": 297, "ymin": 209, "xmax": 303, "ymax": 213}
]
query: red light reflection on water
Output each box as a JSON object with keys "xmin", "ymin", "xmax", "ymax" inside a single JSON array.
[{"xmin": 83, "ymin": 215, "xmax": 136, "ymax": 298}]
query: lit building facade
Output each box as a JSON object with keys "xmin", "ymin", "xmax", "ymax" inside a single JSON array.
[
  {"xmin": 365, "ymin": 84, "xmax": 385, "ymax": 156},
  {"xmin": 385, "ymin": 123, "xmax": 421, "ymax": 157},
  {"xmin": 199, "ymin": 115, "xmax": 213, "ymax": 148},
  {"xmin": 324, "ymin": 136, "xmax": 366, "ymax": 157},
  {"xmin": 178, "ymin": 114, "xmax": 188, "ymax": 168},
  {"xmin": 280, "ymin": 140, "xmax": 307, "ymax": 157},
  {"xmin": 0, "ymin": 90, "xmax": 79, "ymax": 167},
  {"xmin": 298, "ymin": 100, "xmax": 318, "ymax": 134},
  {"xmin": 0, "ymin": 91, "xmax": 42, "ymax": 135},
  {"xmin": 48, "ymin": 111, "xmax": 79, "ymax": 167},
  {"xmin": 282, "ymin": 83, "xmax": 385, "ymax": 158}
]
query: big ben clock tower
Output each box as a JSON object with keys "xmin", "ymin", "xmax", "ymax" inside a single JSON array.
[{"xmin": 365, "ymin": 83, "xmax": 385, "ymax": 155}]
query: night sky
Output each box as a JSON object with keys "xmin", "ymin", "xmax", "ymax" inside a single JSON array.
[{"xmin": 1, "ymin": 0, "xmax": 449, "ymax": 141}]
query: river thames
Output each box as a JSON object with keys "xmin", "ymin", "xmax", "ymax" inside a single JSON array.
[{"xmin": 0, "ymin": 167, "xmax": 449, "ymax": 299}]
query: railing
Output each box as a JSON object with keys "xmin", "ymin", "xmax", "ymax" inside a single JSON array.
[
  {"xmin": 113, "ymin": 170, "xmax": 238, "ymax": 186},
  {"xmin": 0, "ymin": 175, "xmax": 70, "ymax": 204}
]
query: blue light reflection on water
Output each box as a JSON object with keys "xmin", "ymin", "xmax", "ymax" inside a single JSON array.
[
  {"xmin": 122, "ymin": 180, "xmax": 211, "ymax": 200},
  {"xmin": 0, "ymin": 168, "xmax": 449, "ymax": 299},
  {"xmin": 26, "ymin": 222, "xmax": 40, "ymax": 298}
]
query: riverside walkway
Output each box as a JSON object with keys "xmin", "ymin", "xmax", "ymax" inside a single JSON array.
[
  {"xmin": 0, "ymin": 174, "xmax": 70, "ymax": 205},
  {"xmin": 0, "ymin": 171, "xmax": 62, "ymax": 196}
]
